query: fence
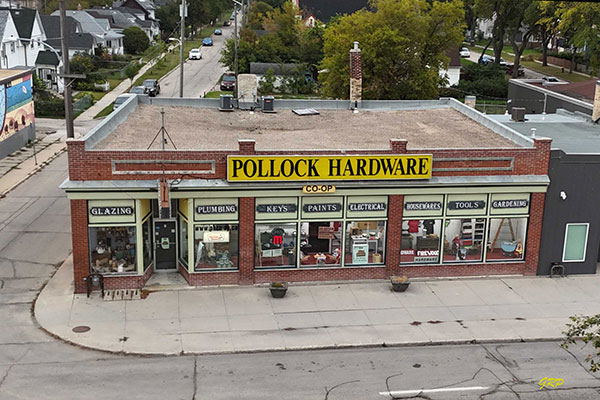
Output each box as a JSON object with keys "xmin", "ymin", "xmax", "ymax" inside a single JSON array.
[{"xmin": 73, "ymin": 94, "xmax": 93, "ymax": 113}]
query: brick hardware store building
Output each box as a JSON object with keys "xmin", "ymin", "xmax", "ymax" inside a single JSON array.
[{"xmin": 62, "ymin": 95, "xmax": 552, "ymax": 294}]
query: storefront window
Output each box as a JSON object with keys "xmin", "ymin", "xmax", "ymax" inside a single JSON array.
[
  {"xmin": 345, "ymin": 221, "xmax": 386, "ymax": 265},
  {"xmin": 401, "ymin": 219, "xmax": 441, "ymax": 264},
  {"xmin": 194, "ymin": 224, "xmax": 238, "ymax": 271},
  {"xmin": 142, "ymin": 219, "xmax": 152, "ymax": 269},
  {"xmin": 255, "ymin": 223, "xmax": 297, "ymax": 268},
  {"xmin": 179, "ymin": 216, "xmax": 189, "ymax": 266},
  {"xmin": 299, "ymin": 221, "xmax": 342, "ymax": 267},
  {"xmin": 486, "ymin": 218, "xmax": 527, "ymax": 261},
  {"xmin": 89, "ymin": 226, "xmax": 137, "ymax": 274},
  {"xmin": 442, "ymin": 219, "xmax": 486, "ymax": 263}
]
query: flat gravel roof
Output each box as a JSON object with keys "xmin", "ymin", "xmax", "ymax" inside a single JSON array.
[{"xmin": 94, "ymin": 105, "xmax": 519, "ymax": 150}]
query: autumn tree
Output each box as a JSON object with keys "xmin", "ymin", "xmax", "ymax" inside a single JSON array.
[{"xmin": 319, "ymin": 0, "xmax": 465, "ymax": 100}]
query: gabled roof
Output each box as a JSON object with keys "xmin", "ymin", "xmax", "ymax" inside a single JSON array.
[
  {"xmin": 41, "ymin": 15, "xmax": 95, "ymax": 50},
  {"xmin": 50, "ymin": 10, "xmax": 123, "ymax": 41},
  {"xmin": 35, "ymin": 50, "xmax": 59, "ymax": 66},
  {"xmin": 298, "ymin": 0, "xmax": 369, "ymax": 23},
  {"xmin": 0, "ymin": 7, "xmax": 36, "ymax": 39},
  {"xmin": 0, "ymin": 10, "xmax": 10, "ymax": 37},
  {"xmin": 447, "ymin": 47, "xmax": 461, "ymax": 67}
]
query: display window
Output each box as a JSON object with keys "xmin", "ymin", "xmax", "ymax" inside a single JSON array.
[
  {"xmin": 179, "ymin": 215, "xmax": 189, "ymax": 266},
  {"xmin": 486, "ymin": 218, "xmax": 527, "ymax": 261},
  {"xmin": 401, "ymin": 219, "xmax": 441, "ymax": 264},
  {"xmin": 142, "ymin": 219, "xmax": 152, "ymax": 269},
  {"xmin": 300, "ymin": 221, "xmax": 342, "ymax": 267},
  {"xmin": 89, "ymin": 226, "xmax": 137, "ymax": 274},
  {"xmin": 255, "ymin": 223, "xmax": 297, "ymax": 268},
  {"xmin": 442, "ymin": 218, "xmax": 486, "ymax": 262},
  {"xmin": 345, "ymin": 221, "xmax": 386, "ymax": 265},
  {"xmin": 194, "ymin": 224, "xmax": 239, "ymax": 271}
]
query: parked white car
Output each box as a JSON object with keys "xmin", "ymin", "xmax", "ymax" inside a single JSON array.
[
  {"xmin": 189, "ymin": 48, "xmax": 202, "ymax": 60},
  {"xmin": 459, "ymin": 47, "xmax": 471, "ymax": 58}
]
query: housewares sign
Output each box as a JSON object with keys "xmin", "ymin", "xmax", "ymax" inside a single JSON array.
[{"xmin": 227, "ymin": 155, "xmax": 432, "ymax": 181}]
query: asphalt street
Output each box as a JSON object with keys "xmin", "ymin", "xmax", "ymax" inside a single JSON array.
[
  {"xmin": 157, "ymin": 24, "xmax": 234, "ymax": 98},
  {"xmin": 0, "ymin": 153, "xmax": 599, "ymax": 398}
]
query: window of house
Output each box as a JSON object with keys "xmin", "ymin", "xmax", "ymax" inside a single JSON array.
[
  {"xmin": 562, "ymin": 223, "xmax": 589, "ymax": 262},
  {"xmin": 10, "ymin": 42, "xmax": 15, "ymax": 53}
]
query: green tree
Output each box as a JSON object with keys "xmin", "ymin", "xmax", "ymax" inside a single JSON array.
[
  {"xmin": 247, "ymin": 1, "xmax": 274, "ymax": 30},
  {"xmin": 505, "ymin": 0, "xmax": 535, "ymax": 78},
  {"xmin": 125, "ymin": 63, "xmax": 140, "ymax": 86},
  {"xmin": 123, "ymin": 26, "xmax": 150, "ymax": 55},
  {"xmin": 563, "ymin": 315, "xmax": 600, "ymax": 372},
  {"xmin": 70, "ymin": 53, "xmax": 95, "ymax": 75},
  {"xmin": 319, "ymin": 0, "xmax": 465, "ymax": 100},
  {"xmin": 558, "ymin": 1, "xmax": 600, "ymax": 74},
  {"xmin": 534, "ymin": 1, "xmax": 559, "ymax": 67}
]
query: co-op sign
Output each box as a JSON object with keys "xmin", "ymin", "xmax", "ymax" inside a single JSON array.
[{"xmin": 227, "ymin": 155, "xmax": 432, "ymax": 181}]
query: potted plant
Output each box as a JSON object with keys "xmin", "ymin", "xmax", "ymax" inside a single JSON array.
[
  {"xmin": 390, "ymin": 275, "xmax": 410, "ymax": 292},
  {"xmin": 269, "ymin": 281, "xmax": 288, "ymax": 298}
]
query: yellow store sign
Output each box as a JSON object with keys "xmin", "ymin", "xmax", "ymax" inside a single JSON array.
[{"xmin": 228, "ymin": 155, "xmax": 432, "ymax": 182}]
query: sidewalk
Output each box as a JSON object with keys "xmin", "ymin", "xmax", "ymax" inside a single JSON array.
[
  {"xmin": 0, "ymin": 52, "xmax": 170, "ymax": 197},
  {"xmin": 34, "ymin": 256, "xmax": 600, "ymax": 355}
]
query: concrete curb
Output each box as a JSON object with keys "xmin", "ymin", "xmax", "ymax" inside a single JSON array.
[{"xmin": 0, "ymin": 141, "xmax": 67, "ymax": 198}]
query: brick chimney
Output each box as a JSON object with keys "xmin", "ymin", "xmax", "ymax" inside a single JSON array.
[
  {"xmin": 593, "ymin": 81, "xmax": 600, "ymax": 122},
  {"xmin": 349, "ymin": 41, "xmax": 362, "ymax": 107}
]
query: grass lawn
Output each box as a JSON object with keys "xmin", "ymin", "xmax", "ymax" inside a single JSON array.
[
  {"xmin": 204, "ymin": 90, "xmax": 231, "ymax": 98},
  {"xmin": 94, "ymin": 102, "xmax": 114, "ymax": 119},
  {"xmin": 133, "ymin": 40, "xmax": 203, "ymax": 87},
  {"xmin": 466, "ymin": 45, "xmax": 593, "ymax": 82}
]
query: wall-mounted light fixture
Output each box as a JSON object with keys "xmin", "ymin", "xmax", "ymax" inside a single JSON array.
[{"xmin": 560, "ymin": 191, "xmax": 567, "ymax": 201}]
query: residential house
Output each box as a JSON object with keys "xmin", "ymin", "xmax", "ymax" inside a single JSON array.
[
  {"xmin": 41, "ymin": 15, "xmax": 97, "ymax": 58},
  {"xmin": 35, "ymin": 50, "xmax": 62, "ymax": 92},
  {"xmin": 51, "ymin": 10, "xmax": 124, "ymax": 55},
  {"xmin": 7, "ymin": 8, "xmax": 46, "ymax": 68},
  {"xmin": 440, "ymin": 48, "xmax": 461, "ymax": 88},
  {"xmin": 292, "ymin": 0, "xmax": 370, "ymax": 26},
  {"xmin": 250, "ymin": 62, "xmax": 311, "ymax": 89},
  {"xmin": 88, "ymin": 7, "xmax": 158, "ymax": 41},
  {"xmin": 0, "ymin": 10, "xmax": 22, "ymax": 69},
  {"xmin": 119, "ymin": 0, "xmax": 156, "ymax": 21}
]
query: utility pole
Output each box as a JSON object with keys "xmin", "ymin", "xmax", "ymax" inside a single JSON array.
[
  {"xmin": 233, "ymin": 3, "xmax": 239, "ymax": 99},
  {"xmin": 59, "ymin": 0, "xmax": 74, "ymax": 139},
  {"xmin": 179, "ymin": 0, "xmax": 186, "ymax": 98}
]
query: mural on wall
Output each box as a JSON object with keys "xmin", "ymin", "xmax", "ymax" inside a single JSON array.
[{"xmin": 0, "ymin": 74, "xmax": 34, "ymax": 143}]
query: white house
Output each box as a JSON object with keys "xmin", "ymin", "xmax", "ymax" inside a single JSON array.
[
  {"xmin": 10, "ymin": 8, "xmax": 46, "ymax": 68},
  {"xmin": 51, "ymin": 10, "xmax": 124, "ymax": 55},
  {"xmin": 0, "ymin": 11, "xmax": 24, "ymax": 69}
]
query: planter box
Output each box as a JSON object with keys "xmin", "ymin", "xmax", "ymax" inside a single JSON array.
[{"xmin": 391, "ymin": 282, "xmax": 410, "ymax": 292}]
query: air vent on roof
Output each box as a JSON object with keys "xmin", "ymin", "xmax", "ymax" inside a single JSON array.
[
  {"xmin": 219, "ymin": 94, "xmax": 233, "ymax": 111},
  {"xmin": 511, "ymin": 107, "xmax": 526, "ymax": 122},
  {"xmin": 292, "ymin": 108, "xmax": 319, "ymax": 116},
  {"xmin": 262, "ymin": 96, "xmax": 275, "ymax": 113}
]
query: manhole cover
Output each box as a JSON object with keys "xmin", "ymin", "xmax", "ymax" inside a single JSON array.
[{"xmin": 72, "ymin": 325, "xmax": 91, "ymax": 333}]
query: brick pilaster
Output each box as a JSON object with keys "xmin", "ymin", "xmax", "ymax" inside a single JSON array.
[
  {"xmin": 386, "ymin": 195, "xmax": 403, "ymax": 276},
  {"xmin": 71, "ymin": 199, "xmax": 90, "ymax": 293},
  {"xmin": 238, "ymin": 197, "xmax": 255, "ymax": 284},
  {"xmin": 390, "ymin": 139, "xmax": 408, "ymax": 154}
]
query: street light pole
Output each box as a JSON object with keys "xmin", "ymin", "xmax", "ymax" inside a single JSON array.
[
  {"xmin": 233, "ymin": 1, "xmax": 241, "ymax": 99},
  {"xmin": 179, "ymin": 0, "xmax": 186, "ymax": 98},
  {"xmin": 58, "ymin": 0, "xmax": 74, "ymax": 139}
]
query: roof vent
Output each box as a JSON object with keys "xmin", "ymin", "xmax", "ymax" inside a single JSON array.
[{"xmin": 511, "ymin": 107, "xmax": 526, "ymax": 122}]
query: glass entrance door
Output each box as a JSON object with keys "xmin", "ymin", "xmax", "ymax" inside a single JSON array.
[{"xmin": 154, "ymin": 220, "xmax": 177, "ymax": 270}]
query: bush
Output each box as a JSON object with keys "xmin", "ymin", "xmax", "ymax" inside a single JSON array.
[
  {"xmin": 456, "ymin": 62, "xmax": 508, "ymax": 99},
  {"xmin": 123, "ymin": 26, "xmax": 150, "ymax": 55},
  {"xmin": 35, "ymin": 98, "xmax": 65, "ymax": 118}
]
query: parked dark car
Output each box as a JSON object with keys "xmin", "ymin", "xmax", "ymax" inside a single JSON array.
[
  {"xmin": 129, "ymin": 86, "xmax": 148, "ymax": 95},
  {"xmin": 505, "ymin": 63, "xmax": 525, "ymax": 77},
  {"xmin": 223, "ymin": 20, "xmax": 231, "ymax": 26},
  {"xmin": 142, "ymin": 79, "xmax": 160, "ymax": 97},
  {"xmin": 220, "ymin": 73, "xmax": 236, "ymax": 91}
]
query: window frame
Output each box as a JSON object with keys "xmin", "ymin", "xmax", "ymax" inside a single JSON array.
[{"xmin": 562, "ymin": 223, "xmax": 589, "ymax": 263}]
